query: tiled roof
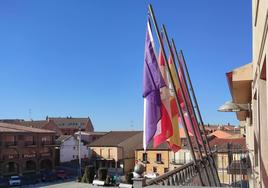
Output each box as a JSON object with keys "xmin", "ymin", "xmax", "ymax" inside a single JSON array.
[
  {"xmin": 47, "ymin": 117, "xmax": 93, "ymax": 129},
  {"xmin": 74, "ymin": 131, "xmax": 107, "ymax": 136},
  {"xmin": 89, "ymin": 131, "xmax": 142, "ymax": 147},
  {"xmin": 209, "ymin": 137, "xmax": 246, "ymax": 152},
  {"xmin": 55, "ymin": 135, "xmax": 73, "ymax": 144},
  {"xmin": 0, "ymin": 122, "xmax": 55, "ymax": 133},
  {"xmin": 15, "ymin": 120, "xmax": 49, "ymax": 128},
  {"xmin": 209, "ymin": 130, "xmax": 233, "ymax": 138}
]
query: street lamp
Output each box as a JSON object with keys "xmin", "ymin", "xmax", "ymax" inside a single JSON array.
[{"xmin": 218, "ymin": 101, "xmax": 250, "ymax": 112}]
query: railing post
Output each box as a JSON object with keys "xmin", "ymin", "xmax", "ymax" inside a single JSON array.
[{"xmin": 132, "ymin": 177, "xmax": 146, "ymax": 188}]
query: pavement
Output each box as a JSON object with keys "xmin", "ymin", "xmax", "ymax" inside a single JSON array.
[{"xmin": 25, "ymin": 181, "xmax": 115, "ymax": 188}]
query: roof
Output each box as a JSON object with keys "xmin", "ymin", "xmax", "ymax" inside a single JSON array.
[
  {"xmin": 15, "ymin": 120, "xmax": 49, "ymax": 128},
  {"xmin": 209, "ymin": 130, "xmax": 233, "ymax": 138},
  {"xmin": 209, "ymin": 137, "xmax": 246, "ymax": 152},
  {"xmin": 55, "ymin": 135, "xmax": 73, "ymax": 144},
  {"xmin": 74, "ymin": 131, "xmax": 107, "ymax": 136},
  {"xmin": 47, "ymin": 117, "xmax": 93, "ymax": 129},
  {"xmin": 0, "ymin": 122, "xmax": 55, "ymax": 133},
  {"xmin": 89, "ymin": 131, "xmax": 142, "ymax": 147}
]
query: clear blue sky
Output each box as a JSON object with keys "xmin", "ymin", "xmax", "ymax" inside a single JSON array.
[{"xmin": 0, "ymin": 1, "xmax": 251, "ymax": 131}]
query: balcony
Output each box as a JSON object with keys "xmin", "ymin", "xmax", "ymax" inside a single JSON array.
[
  {"xmin": 41, "ymin": 141, "xmax": 52, "ymax": 145},
  {"xmin": 5, "ymin": 141, "xmax": 17, "ymax": 147},
  {"xmin": 24, "ymin": 141, "xmax": 36, "ymax": 146}
]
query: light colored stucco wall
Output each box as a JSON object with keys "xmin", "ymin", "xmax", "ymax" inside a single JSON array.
[
  {"xmin": 136, "ymin": 150, "xmax": 169, "ymax": 175},
  {"xmin": 251, "ymin": 0, "xmax": 268, "ymax": 187},
  {"xmin": 60, "ymin": 137, "xmax": 88, "ymax": 162}
]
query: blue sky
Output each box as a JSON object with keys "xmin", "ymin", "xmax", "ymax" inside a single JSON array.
[{"xmin": 0, "ymin": 1, "xmax": 251, "ymax": 131}]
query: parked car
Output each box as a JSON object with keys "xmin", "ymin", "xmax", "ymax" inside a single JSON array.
[
  {"xmin": 9, "ymin": 176, "xmax": 21, "ymax": 186},
  {"xmin": 56, "ymin": 170, "xmax": 67, "ymax": 180},
  {"xmin": 40, "ymin": 171, "xmax": 56, "ymax": 182}
]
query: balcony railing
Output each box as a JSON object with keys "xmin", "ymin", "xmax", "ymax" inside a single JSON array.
[
  {"xmin": 146, "ymin": 160, "xmax": 203, "ymax": 186},
  {"xmin": 24, "ymin": 141, "xmax": 36, "ymax": 146},
  {"xmin": 41, "ymin": 141, "xmax": 52, "ymax": 145},
  {"xmin": 5, "ymin": 141, "xmax": 17, "ymax": 147}
]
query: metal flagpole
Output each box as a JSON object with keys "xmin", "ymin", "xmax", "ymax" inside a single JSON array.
[
  {"xmin": 148, "ymin": 4, "xmax": 204, "ymax": 186},
  {"xmin": 162, "ymin": 25, "xmax": 211, "ymax": 186},
  {"xmin": 171, "ymin": 39, "xmax": 218, "ymax": 186},
  {"xmin": 179, "ymin": 49, "xmax": 221, "ymax": 186}
]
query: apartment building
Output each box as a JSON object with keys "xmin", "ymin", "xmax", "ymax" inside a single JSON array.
[
  {"xmin": 89, "ymin": 131, "xmax": 142, "ymax": 175},
  {"xmin": 0, "ymin": 123, "xmax": 56, "ymax": 177},
  {"xmin": 47, "ymin": 117, "xmax": 94, "ymax": 135}
]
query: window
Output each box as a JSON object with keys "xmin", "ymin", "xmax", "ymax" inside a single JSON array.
[
  {"xmin": 73, "ymin": 146, "xmax": 76, "ymax": 150},
  {"xmin": 142, "ymin": 153, "xmax": 148, "ymax": 162},
  {"xmin": 164, "ymin": 168, "xmax": 169, "ymax": 173},
  {"xmin": 153, "ymin": 167, "xmax": 157, "ymax": 173},
  {"xmin": 156, "ymin": 153, "xmax": 162, "ymax": 163}
]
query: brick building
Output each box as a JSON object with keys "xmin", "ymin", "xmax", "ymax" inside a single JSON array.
[
  {"xmin": 47, "ymin": 117, "xmax": 94, "ymax": 135},
  {"xmin": 0, "ymin": 123, "xmax": 56, "ymax": 177}
]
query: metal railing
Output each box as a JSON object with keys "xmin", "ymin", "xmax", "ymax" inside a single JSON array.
[{"xmin": 146, "ymin": 160, "xmax": 204, "ymax": 186}]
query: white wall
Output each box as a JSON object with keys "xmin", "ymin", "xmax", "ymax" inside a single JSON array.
[{"xmin": 60, "ymin": 136, "xmax": 88, "ymax": 163}]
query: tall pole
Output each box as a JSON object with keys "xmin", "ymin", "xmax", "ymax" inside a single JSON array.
[
  {"xmin": 179, "ymin": 49, "xmax": 221, "ymax": 186},
  {"xmin": 171, "ymin": 39, "xmax": 217, "ymax": 186},
  {"xmin": 162, "ymin": 25, "xmax": 211, "ymax": 186},
  {"xmin": 148, "ymin": 4, "xmax": 204, "ymax": 186},
  {"xmin": 78, "ymin": 127, "xmax": 82, "ymax": 177}
]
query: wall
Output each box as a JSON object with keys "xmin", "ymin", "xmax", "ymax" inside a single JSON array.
[
  {"xmin": 252, "ymin": 0, "xmax": 268, "ymax": 187},
  {"xmin": 60, "ymin": 137, "xmax": 88, "ymax": 162},
  {"xmin": 136, "ymin": 150, "xmax": 169, "ymax": 175}
]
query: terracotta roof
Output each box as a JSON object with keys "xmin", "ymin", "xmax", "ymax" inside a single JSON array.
[
  {"xmin": 209, "ymin": 130, "xmax": 233, "ymax": 138},
  {"xmin": 89, "ymin": 131, "xmax": 142, "ymax": 147},
  {"xmin": 209, "ymin": 137, "xmax": 246, "ymax": 152},
  {"xmin": 0, "ymin": 122, "xmax": 55, "ymax": 133},
  {"xmin": 15, "ymin": 120, "xmax": 49, "ymax": 128}
]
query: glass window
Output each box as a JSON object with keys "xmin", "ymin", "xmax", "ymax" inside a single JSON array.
[
  {"xmin": 142, "ymin": 153, "xmax": 147, "ymax": 162},
  {"xmin": 156, "ymin": 153, "xmax": 162, "ymax": 162}
]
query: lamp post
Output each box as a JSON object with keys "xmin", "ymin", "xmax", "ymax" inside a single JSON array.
[{"xmin": 218, "ymin": 101, "xmax": 251, "ymax": 112}]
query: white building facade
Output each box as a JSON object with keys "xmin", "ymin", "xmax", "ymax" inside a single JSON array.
[{"xmin": 57, "ymin": 135, "xmax": 89, "ymax": 163}]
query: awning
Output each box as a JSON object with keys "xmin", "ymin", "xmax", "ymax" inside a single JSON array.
[{"xmin": 226, "ymin": 63, "xmax": 253, "ymax": 121}]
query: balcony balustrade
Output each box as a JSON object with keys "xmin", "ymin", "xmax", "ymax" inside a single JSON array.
[
  {"xmin": 24, "ymin": 141, "xmax": 36, "ymax": 146},
  {"xmin": 5, "ymin": 141, "xmax": 17, "ymax": 147}
]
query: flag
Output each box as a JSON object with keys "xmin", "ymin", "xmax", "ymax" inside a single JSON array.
[
  {"xmin": 165, "ymin": 55, "xmax": 181, "ymax": 152},
  {"xmin": 177, "ymin": 53, "xmax": 202, "ymax": 144},
  {"xmin": 143, "ymin": 19, "xmax": 165, "ymax": 151},
  {"xmin": 153, "ymin": 49, "xmax": 174, "ymax": 148}
]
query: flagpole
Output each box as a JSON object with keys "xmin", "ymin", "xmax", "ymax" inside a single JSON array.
[
  {"xmin": 171, "ymin": 39, "xmax": 219, "ymax": 186},
  {"xmin": 148, "ymin": 4, "xmax": 204, "ymax": 186},
  {"xmin": 178, "ymin": 49, "xmax": 221, "ymax": 186},
  {"xmin": 162, "ymin": 25, "xmax": 212, "ymax": 186}
]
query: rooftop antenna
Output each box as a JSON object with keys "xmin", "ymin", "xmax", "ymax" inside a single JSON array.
[{"xmin": 28, "ymin": 108, "xmax": 32, "ymax": 121}]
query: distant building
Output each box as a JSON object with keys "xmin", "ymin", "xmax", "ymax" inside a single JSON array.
[
  {"xmin": 0, "ymin": 122, "xmax": 56, "ymax": 176},
  {"xmin": 47, "ymin": 117, "xmax": 94, "ymax": 135},
  {"xmin": 14, "ymin": 119, "xmax": 62, "ymax": 137},
  {"xmin": 55, "ymin": 135, "xmax": 88, "ymax": 163},
  {"xmin": 209, "ymin": 137, "xmax": 248, "ymax": 185},
  {"xmin": 74, "ymin": 131, "xmax": 107, "ymax": 144},
  {"xmin": 88, "ymin": 131, "xmax": 142, "ymax": 175},
  {"xmin": 135, "ymin": 128, "xmax": 192, "ymax": 176}
]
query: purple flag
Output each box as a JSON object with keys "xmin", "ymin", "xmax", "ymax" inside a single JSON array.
[{"xmin": 143, "ymin": 20, "xmax": 165, "ymax": 150}]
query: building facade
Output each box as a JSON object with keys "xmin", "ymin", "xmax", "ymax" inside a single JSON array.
[
  {"xmin": 89, "ymin": 131, "xmax": 142, "ymax": 175},
  {"xmin": 56, "ymin": 135, "xmax": 88, "ymax": 163},
  {"xmin": 0, "ymin": 123, "xmax": 56, "ymax": 177},
  {"xmin": 47, "ymin": 117, "xmax": 94, "ymax": 135},
  {"xmin": 224, "ymin": 0, "xmax": 268, "ymax": 187}
]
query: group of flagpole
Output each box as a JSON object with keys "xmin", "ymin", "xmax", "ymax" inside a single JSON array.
[{"xmin": 146, "ymin": 4, "xmax": 221, "ymax": 186}]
